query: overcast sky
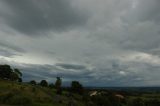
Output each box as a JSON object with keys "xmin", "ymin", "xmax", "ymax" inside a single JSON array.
[{"xmin": 0, "ymin": 0, "xmax": 160, "ymax": 86}]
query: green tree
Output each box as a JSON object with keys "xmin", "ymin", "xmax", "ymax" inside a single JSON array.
[
  {"xmin": 30, "ymin": 80, "xmax": 37, "ymax": 85},
  {"xmin": 14, "ymin": 69, "xmax": 22, "ymax": 78},
  {"xmin": 55, "ymin": 77, "xmax": 62, "ymax": 94},
  {"xmin": 14, "ymin": 68, "xmax": 22, "ymax": 82},
  {"xmin": 18, "ymin": 78, "xmax": 22, "ymax": 82},
  {"xmin": 10, "ymin": 72, "xmax": 19, "ymax": 81},
  {"xmin": 0, "ymin": 65, "xmax": 22, "ymax": 82},
  {"xmin": 0, "ymin": 65, "xmax": 13, "ymax": 79},
  {"xmin": 40, "ymin": 80, "xmax": 48, "ymax": 87},
  {"xmin": 49, "ymin": 83, "xmax": 55, "ymax": 88},
  {"xmin": 71, "ymin": 81, "xmax": 83, "ymax": 94}
]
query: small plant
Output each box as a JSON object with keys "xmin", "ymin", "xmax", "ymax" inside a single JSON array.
[
  {"xmin": 0, "ymin": 92, "xmax": 14, "ymax": 103},
  {"xmin": 20, "ymin": 86, "xmax": 25, "ymax": 90},
  {"xmin": 32, "ymin": 87, "xmax": 36, "ymax": 92},
  {"xmin": 8, "ymin": 95, "xmax": 32, "ymax": 106}
]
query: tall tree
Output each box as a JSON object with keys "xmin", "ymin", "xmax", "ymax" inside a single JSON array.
[{"xmin": 55, "ymin": 77, "xmax": 62, "ymax": 94}]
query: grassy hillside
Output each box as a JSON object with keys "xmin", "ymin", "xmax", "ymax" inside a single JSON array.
[
  {"xmin": 1, "ymin": 79, "xmax": 160, "ymax": 106},
  {"xmin": 0, "ymin": 79, "xmax": 85, "ymax": 106}
]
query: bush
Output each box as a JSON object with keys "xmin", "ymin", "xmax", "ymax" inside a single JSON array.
[
  {"xmin": 8, "ymin": 95, "xmax": 32, "ymax": 106},
  {"xmin": 127, "ymin": 98, "xmax": 144, "ymax": 106},
  {"xmin": 71, "ymin": 81, "xmax": 83, "ymax": 94},
  {"xmin": 30, "ymin": 80, "xmax": 37, "ymax": 85},
  {"xmin": 145, "ymin": 99, "xmax": 160, "ymax": 106},
  {"xmin": 91, "ymin": 95, "xmax": 112, "ymax": 106},
  {"xmin": 40, "ymin": 80, "xmax": 48, "ymax": 87},
  {"xmin": 0, "ymin": 92, "xmax": 32, "ymax": 106},
  {"xmin": 18, "ymin": 78, "xmax": 22, "ymax": 82},
  {"xmin": 49, "ymin": 83, "xmax": 55, "ymax": 88},
  {"xmin": 0, "ymin": 92, "xmax": 14, "ymax": 103},
  {"xmin": 32, "ymin": 87, "xmax": 36, "ymax": 92}
]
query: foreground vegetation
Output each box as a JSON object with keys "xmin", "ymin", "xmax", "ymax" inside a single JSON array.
[
  {"xmin": 1, "ymin": 65, "xmax": 160, "ymax": 106},
  {"xmin": 0, "ymin": 79, "xmax": 85, "ymax": 106}
]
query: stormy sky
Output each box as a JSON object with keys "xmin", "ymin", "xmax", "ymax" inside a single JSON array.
[{"xmin": 0, "ymin": 0, "xmax": 160, "ymax": 86}]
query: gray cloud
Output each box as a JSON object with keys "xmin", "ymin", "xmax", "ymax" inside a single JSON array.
[
  {"xmin": 0, "ymin": 0, "xmax": 160, "ymax": 86},
  {"xmin": 0, "ymin": 41, "xmax": 25, "ymax": 53},
  {"xmin": 56, "ymin": 63, "xmax": 86, "ymax": 70},
  {"xmin": 0, "ymin": 0, "xmax": 88, "ymax": 36},
  {"xmin": 1, "ymin": 54, "xmax": 160, "ymax": 86},
  {"xmin": 0, "ymin": 48, "xmax": 18, "ymax": 57},
  {"xmin": 0, "ymin": 41, "xmax": 25, "ymax": 57},
  {"xmin": 0, "ymin": 60, "xmax": 94, "ymax": 85},
  {"xmin": 123, "ymin": 0, "xmax": 160, "ymax": 23}
]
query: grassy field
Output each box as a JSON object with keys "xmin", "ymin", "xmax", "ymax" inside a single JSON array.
[
  {"xmin": 0, "ymin": 79, "xmax": 85, "ymax": 106},
  {"xmin": 1, "ymin": 79, "xmax": 160, "ymax": 106}
]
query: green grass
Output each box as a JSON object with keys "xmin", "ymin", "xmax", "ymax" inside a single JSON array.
[
  {"xmin": 2, "ymin": 79, "xmax": 160, "ymax": 106},
  {"xmin": 0, "ymin": 79, "xmax": 85, "ymax": 106}
]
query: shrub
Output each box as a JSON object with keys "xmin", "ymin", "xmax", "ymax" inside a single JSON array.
[
  {"xmin": 145, "ymin": 99, "xmax": 160, "ymax": 106},
  {"xmin": 30, "ymin": 80, "xmax": 37, "ymax": 85},
  {"xmin": 32, "ymin": 87, "xmax": 36, "ymax": 92},
  {"xmin": 49, "ymin": 83, "xmax": 55, "ymax": 88},
  {"xmin": 8, "ymin": 95, "xmax": 32, "ymax": 106},
  {"xmin": 40, "ymin": 80, "xmax": 48, "ymax": 87},
  {"xmin": 0, "ymin": 92, "xmax": 14, "ymax": 103},
  {"xmin": 71, "ymin": 81, "xmax": 83, "ymax": 94},
  {"xmin": 127, "ymin": 98, "xmax": 144, "ymax": 106},
  {"xmin": 0, "ymin": 92, "xmax": 32, "ymax": 106}
]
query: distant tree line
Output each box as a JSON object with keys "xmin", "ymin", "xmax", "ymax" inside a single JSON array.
[
  {"xmin": 29, "ymin": 78, "xmax": 84, "ymax": 95},
  {"xmin": 0, "ymin": 64, "xmax": 84, "ymax": 95}
]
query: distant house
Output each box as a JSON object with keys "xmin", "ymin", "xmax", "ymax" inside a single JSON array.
[
  {"xmin": 115, "ymin": 94, "xmax": 124, "ymax": 99},
  {"xmin": 89, "ymin": 91, "xmax": 109, "ymax": 96},
  {"xmin": 89, "ymin": 91, "xmax": 98, "ymax": 96}
]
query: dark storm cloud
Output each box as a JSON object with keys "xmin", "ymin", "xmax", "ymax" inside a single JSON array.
[
  {"xmin": 1, "ymin": 0, "xmax": 160, "ymax": 86},
  {"xmin": 1, "ymin": 0, "xmax": 88, "ymax": 36},
  {"xmin": 123, "ymin": 0, "xmax": 160, "ymax": 23}
]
